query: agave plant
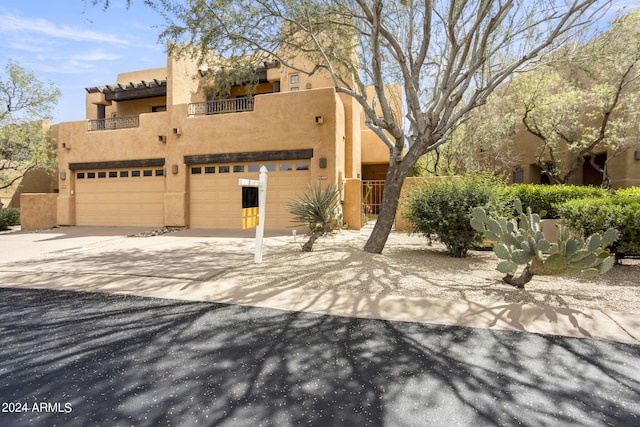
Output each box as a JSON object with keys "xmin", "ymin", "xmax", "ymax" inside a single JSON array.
[{"xmin": 286, "ymin": 183, "xmax": 341, "ymax": 252}]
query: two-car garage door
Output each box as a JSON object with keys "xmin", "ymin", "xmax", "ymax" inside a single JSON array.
[
  {"xmin": 75, "ymin": 167, "xmax": 165, "ymax": 226},
  {"xmin": 189, "ymin": 160, "xmax": 311, "ymax": 229},
  {"xmin": 72, "ymin": 158, "xmax": 312, "ymax": 229}
]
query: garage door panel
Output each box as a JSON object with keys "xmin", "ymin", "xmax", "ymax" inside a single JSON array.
[
  {"xmin": 75, "ymin": 169, "xmax": 164, "ymax": 227},
  {"xmin": 189, "ymin": 163, "xmax": 311, "ymax": 229}
]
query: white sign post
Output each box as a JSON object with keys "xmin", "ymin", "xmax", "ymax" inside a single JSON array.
[{"xmin": 238, "ymin": 165, "xmax": 268, "ymax": 263}]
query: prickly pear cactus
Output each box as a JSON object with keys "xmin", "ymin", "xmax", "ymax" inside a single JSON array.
[{"xmin": 470, "ymin": 198, "xmax": 618, "ymax": 288}]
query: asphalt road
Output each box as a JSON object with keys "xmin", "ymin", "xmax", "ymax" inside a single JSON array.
[{"xmin": 0, "ymin": 288, "xmax": 638, "ymax": 427}]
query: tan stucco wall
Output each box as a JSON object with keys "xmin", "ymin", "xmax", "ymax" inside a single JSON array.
[
  {"xmin": 57, "ymin": 45, "xmax": 403, "ymax": 229},
  {"xmin": 342, "ymin": 178, "xmax": 362, "ymax": 230},
  {"xmin": 20, "ymin": 193, "xmax": 58, "ymax": 230},
  {"xmin": 394, "ymin": 177, "xmax": 448, "ymax": 232}
]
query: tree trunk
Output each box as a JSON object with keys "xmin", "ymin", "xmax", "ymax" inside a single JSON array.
[
  {"xmin": 302, "ymin": 223, "xmax": 331, "ymax": 252},
  {"xmin": 363, "ymin": 162, "xmax": 407, "ymax": 254},
  {"xmin": 502, "ymin": 265, "xmax": 535, "ymax": 288}
]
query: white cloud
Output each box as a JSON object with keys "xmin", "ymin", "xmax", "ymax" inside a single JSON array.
[
  {"xmin": 71, "ymin": 51, "xmax": 121, "ymax": 62},
  {"xmin": 0, "ymin": 13, "xmax": 131, "ymax": 45}
]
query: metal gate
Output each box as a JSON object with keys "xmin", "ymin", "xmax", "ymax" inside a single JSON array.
[{"xmin": 362, "ymin": 180, "xmax": 385, "ymax": 216}]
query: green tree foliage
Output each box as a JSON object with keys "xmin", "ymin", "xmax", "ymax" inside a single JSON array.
[
  {"xmin": 0, "ymin": 61, "xmax": 60, "ymax": 190},
  {"xmin": 507, "ymin": 9, "xmax": 640, "ymax": 186},
  {"xmin": 95, "ymin": 0, "xmax": 610, "ymax": 253},
  {"xmin": 286, "ymin": 183, "xmax": 341, "ymax": 252}
]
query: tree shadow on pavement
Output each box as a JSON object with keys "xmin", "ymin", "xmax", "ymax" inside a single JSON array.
[{"xmin": 0, "ymin": 288, "xmax": 638, "ymax": 426}]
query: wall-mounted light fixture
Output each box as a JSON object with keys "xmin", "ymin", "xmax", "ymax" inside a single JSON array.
[
  {"xmin": 319, "ymin": 158, "xmax": 327, "ymax": 169},
  {"xmin": 172, "ymin": 164, "xmax": 179, "ymax": 174},
  {"xmin": 158, "ymin": 135, "xmax": 167, "ymax": 143},
  {"xmin": 172, "ymin": 128, "xmax": 182, "ymax": 136},
  {"xmin": 315, "ymin": 115, "xmax": 324, "ymax": 124},
  {"xmin": 635, "ymin": 150, "xmax": 640, "ymax": 161},
  {"xmin": 60, "ymin": 171, "xmax": 66, "ymax": 180}
]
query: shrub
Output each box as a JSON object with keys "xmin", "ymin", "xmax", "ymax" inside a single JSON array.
[
  {"xmin": 557, "ymin": 191, "xmax": 640, "ymax": 259},
  {"xmin": 402, "ymin": 175, "xmax": 510, "ymax": 257},
  {"xmin": 508, "ymin": 184, "xmax": 609, "ymax": 219},
  {"xmin": 0, "ymin": 208, "xmax": 20, "ymax": 230},
  {"xmin": 286, "ymin": 183, "xmax": 341, "ymax": 252}
]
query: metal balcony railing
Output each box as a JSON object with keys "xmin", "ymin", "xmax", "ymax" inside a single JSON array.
[
  {"xmin": 88, "ymin": 115, "xmax": 140, "ymax": 131},
  {"xmin": 188, "ymin": 97, "xmax": 254, "ymax": 116}
]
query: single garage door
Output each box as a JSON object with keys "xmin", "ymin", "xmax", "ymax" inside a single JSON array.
[
  {"xmin": 75, "ymin": 168, "xmax": 165, "ymax": 226},
  {"xmin": 189, "ymin": 161, "xmax": 311, "ymax": 229}
]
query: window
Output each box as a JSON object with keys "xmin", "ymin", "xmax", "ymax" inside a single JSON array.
[
  {"xmin": 98, "ymin": 172, "xmax": 107, "ymax": 178},
  {"xmin": 120, "ymin": 171, "xmax": 129, "ymax": 178},
  {"xmin": 233, "ymin": 165, "xmax": 245, "ymax": 173},
  {"xmin": 280, "ymin": 163, "xmax": 292, "ymax": 171},
  {"xmin": 155, "ymin": 169, "xmax": 164, "ymax": 176},
  {"xmin": 512, "ymin": 167, "xmax": 524, "ymax": 184},
  {"xmin": 219, "ymin": 166, "xmax": 230, "ymax": 173},
  {"xmin": 109, "ymin": 171, "xmax": 118, "ymax": 178},
  {"xmin": 296, "ymin": 161, "xmax": 309, "ymax": 171},
  {"xmin": 152, "ymin": 105, "xmax": 167, "ymax": 112},
  {"xmin": 143, "ymin": 170, "xmax": 153, "ymax": 177},
  {"xmin": 77, "ymin": 172, "xmax": 85, "ymax": 179},
  {"xmin": 132, "ymin": 170, "xmax": 141, "ymax": 177},
  {"xmin": 87, "ymin": 172, "xmax": 96, "ymax": 179},
  {"xmin": 205, "ymin": 166, "xmax": 216, "ymax": 174},
  {"xmin": 191, "ymin": 167, "xmax": 202, "ymax": 175},
  {"xmin": 248, "ymin": 164, "xmax": 260, "ymax": 173},
  {"xmin": 264, "ymin": 163, "xmax": 276, "ymax": 172},
  {"xmin": 290, "ymin": 87, "xmax": 299, "ymax": 92},
  {"xmin": 290, "ymin": 74, "xmax": 299, "ymax": 84}
]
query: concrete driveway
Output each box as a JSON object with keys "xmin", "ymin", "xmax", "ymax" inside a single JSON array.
[{"xmin": 1, "ymin": 226, "xmax": 639, "ymax": 345}]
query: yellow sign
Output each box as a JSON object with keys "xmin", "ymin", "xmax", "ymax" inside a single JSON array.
[{"xmin": 241, "ymin": 207, "xmax": 260, "ymax": 229}]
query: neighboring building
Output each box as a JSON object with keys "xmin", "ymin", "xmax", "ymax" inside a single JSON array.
[
  {"xmin": 1, "ymin": 120, "xmax": 58, "ymax": 209},
  {"xmin": 53, "ymin": 49, "xmax": 396, "ymax": 229},
  {"xmin": 508, "ymin": 128, "xmax": 640, "ymax": 188}
]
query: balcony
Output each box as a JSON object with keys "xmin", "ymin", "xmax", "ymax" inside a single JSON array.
[
  {"xmin": 188, "ymin": 97, "xmax": 254, "ymax": 116},
  {"xmin": 88, "ymin": 115, "xmax": 140, "ymax": 131}
]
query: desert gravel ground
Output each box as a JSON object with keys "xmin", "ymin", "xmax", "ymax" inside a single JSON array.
[{"xmin": 217, "ymin": 229, "xmax": 640, "ymax": 314}]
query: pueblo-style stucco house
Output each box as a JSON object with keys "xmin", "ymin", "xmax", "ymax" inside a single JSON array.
[{"xmin": 51, "ymin": 50, "xmax": 396, "ymax": 230}]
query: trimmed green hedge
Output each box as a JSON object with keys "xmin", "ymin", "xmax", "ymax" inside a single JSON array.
[
  {"xmin": 403, "ymin": 176, "xmax": 510, "ymax": 257},
  {"xmin": 508, "ymin": 184, "xmax": 608, "ymax": 219},
  {"xmin": 557, "ymin": 188, "xmax": 640, "ymax": 258},
  {"xmin": 0, "ymin": 208, "xmax": 20, "ymax": 230}
]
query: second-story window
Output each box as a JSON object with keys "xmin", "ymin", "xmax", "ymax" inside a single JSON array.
[{"xmin": 290, "ymin": 74, "xmax": 299, "ymax": 84}]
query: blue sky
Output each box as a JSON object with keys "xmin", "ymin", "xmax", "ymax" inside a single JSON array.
[
  {"xmin": 1, "ymin": 1, "xmax": 636, "ymax": 124},
  {"xmin": 0, "ymin": 0, "xmax": 167, "ymax": 123}
]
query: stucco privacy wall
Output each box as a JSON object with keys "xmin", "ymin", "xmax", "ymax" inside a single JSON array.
[
  {"xmin": 394, "ymin": 177, "xmax": 449, "ymax": 232},
  {"xmin": 20, "ymin": 193, "xmax": 58, "ymax": 230}
]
